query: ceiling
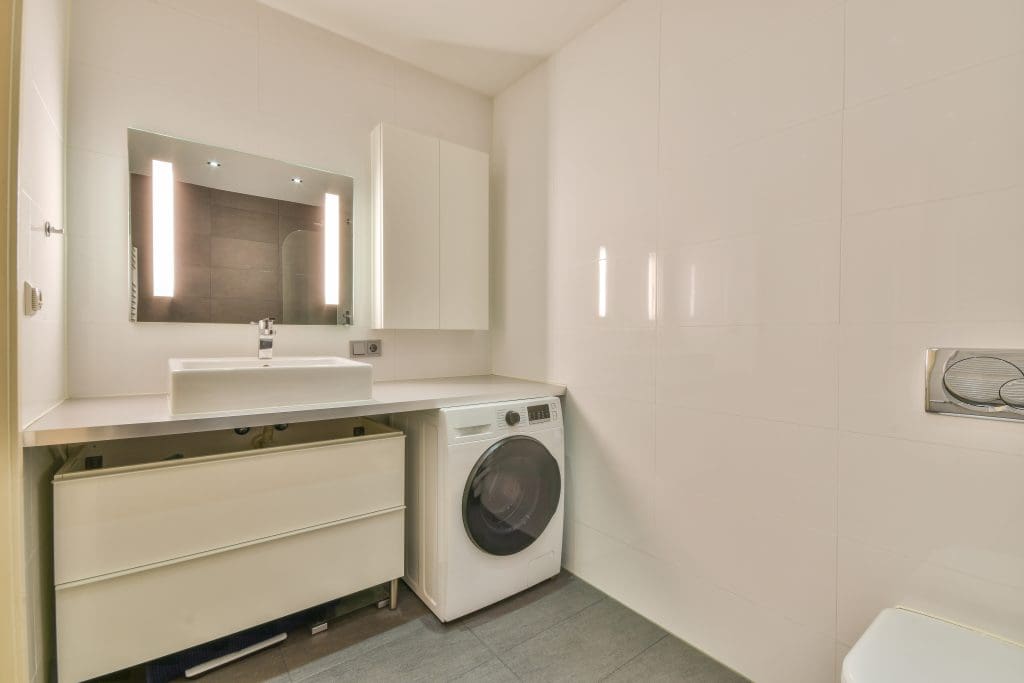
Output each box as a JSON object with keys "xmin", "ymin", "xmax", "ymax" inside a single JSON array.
[{"xmin": 257, "ymin": 0, "xmax": 625, "ymax": 95}]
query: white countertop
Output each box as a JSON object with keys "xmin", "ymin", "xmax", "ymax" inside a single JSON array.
[{"xmin": 22, "ymin": 375, "xmax": 566, "ymax": 446}]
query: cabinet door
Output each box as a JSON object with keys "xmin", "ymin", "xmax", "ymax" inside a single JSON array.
[
  {"xmin": 439, "ymin": 139, "xmax": 489, "ymax": 330},
  {"xmin": 373, "ymin": 124, "xmax": 440, "ymax": 329}
]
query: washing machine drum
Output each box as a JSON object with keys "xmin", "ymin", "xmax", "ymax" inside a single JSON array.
[{"xmin": 462, "ymin": 435, "xmax": 561, "ymax": 556}]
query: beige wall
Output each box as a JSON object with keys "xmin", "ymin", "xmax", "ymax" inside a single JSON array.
[{"xmin": 492, "ymin": 1, "xmax": 1024, "ymax": 681}]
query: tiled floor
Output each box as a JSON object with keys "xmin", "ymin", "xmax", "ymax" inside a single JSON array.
[{"xmin": 178, "ymin": 572, "xmax": 748, "ymax": 682}]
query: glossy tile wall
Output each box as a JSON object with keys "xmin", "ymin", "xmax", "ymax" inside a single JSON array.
[
  {"xmin": 491, "ymin": 0, "xmax": 1024, "ymax": 681},
  {"xmin": 66, "ymin": 0, "xmax": 491, "ymax": 397},
  {"xmin": 17, "ymin": 1, "xmax": 69, "ymax": 681},
  {"xmin": 18, "ymin": 0, "xmax": 67, "ymax": 427}
]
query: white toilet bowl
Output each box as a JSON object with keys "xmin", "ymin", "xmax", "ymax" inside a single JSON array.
[{"xmin": 842, "ymin": 608, "xmax": 1024, "ymax": 683}]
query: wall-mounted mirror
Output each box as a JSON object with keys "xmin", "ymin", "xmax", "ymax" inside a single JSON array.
[{"xmin": 128, "ymin": 129, "xmax": 354, "ymax": 325}]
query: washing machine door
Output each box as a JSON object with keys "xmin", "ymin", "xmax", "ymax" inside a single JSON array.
[{"xmin": 462, "ymin": 435, "xmax": 561, "ymax": 556}]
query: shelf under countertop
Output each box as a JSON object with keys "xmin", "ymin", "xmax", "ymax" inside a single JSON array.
[{"xmin": 22, "ymin": 375, "xmax": 566, "ymax": 446}]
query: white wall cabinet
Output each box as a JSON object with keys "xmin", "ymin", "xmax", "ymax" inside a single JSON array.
[
  {"xmin": 53, "ymin": 418, "xmax": 405, "ymax": 683},
  {"xmin": 372, "ymin": 124, "xmax": 489, "ymax": 330}
]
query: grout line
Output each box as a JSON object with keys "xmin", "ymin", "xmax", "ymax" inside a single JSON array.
[
  {"xmin": 843, "ymin": 46, "xmax": 1024, "ymax": 112},
  {"xmin": 835, "ymin": 0, "xmax": 849, "ymax": 658},
  {"xmin": 842, "ymin": 181, "xmax": 1021, "ymax": 220},
  {"xmin": 838, "ymin": 426, "xmax": 1024, "ymax": 462},
  {"xmin": 599, "ymin": 633, "xmax": 669, "ymax": 681}
]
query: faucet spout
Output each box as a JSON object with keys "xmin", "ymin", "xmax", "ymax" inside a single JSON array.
[{"xmin": 253, "ymin": 317, "xmax": 276, "ymax": 360}]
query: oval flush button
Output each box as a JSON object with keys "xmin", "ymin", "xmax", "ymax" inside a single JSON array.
[
  {"xmin": 998, "ymin": 378, "xmax": 1024, "ymax": 408},
  {"xmin": 942, "ymin": 356, "xmax": 1023, "ymax": 406}
]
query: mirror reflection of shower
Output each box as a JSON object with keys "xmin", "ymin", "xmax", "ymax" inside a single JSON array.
[{"xmin": 282, "ymin": 228, "xmax": 336, "ymax": 325}]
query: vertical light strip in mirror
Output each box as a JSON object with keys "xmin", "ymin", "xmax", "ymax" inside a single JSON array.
[
  {"xmin": 152, "ymin": 159, "xmax": 175, "ymax": 297},
  {"xmin": 324, "ymin": 193, "xmax": 340, "ymax": 305},
  {"xmin": 598, "ymin": 246, "xmax": 608, "ymax": 318}
]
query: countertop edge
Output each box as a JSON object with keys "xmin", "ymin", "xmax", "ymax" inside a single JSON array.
[{"xmin": 23, "ymin": 375, "xmax": 567, "ymax": 447}]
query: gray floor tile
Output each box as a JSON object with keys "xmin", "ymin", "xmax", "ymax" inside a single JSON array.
[
  {"xmin": 502, "ymin": 598, "xmax": 665, "ymax": 682},
  {"xmin": 462, "ymin": 572, "xmax": 604, "ymax": 653},
  {"xmin": 301, "ymin": 617, "xmax": 492, "ymax": 682},
  {"xmin": 282, "ymin": 585, "xmax": 429, "ymax": 681},
  {"xmin": 447, "ymin": 657, "xmax": 519, "ymax": 682},
  {"xmin": 604, "ymin": 636, "xmax": 749, "ymax": 682}
]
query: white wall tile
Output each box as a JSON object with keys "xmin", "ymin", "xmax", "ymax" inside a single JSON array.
[
  {"xmin": 66, "ymin": 0, "xmax": 493, "ymax": 396},
  {"xmin": 492, "ymin": 0, "xmax": 1024, "ymax": 678},
  {"xmin": 656, "ymin": 323, "xmax": 839, "ymax": 428},
  {"xmin": 563, "ymin": 392, "xmax": 656, "ymax": 550},
  {"xmin": 658, "ymin": 113, "xmax": 843, "ymax": 247},
  {"xmin": 490, "ymin": 63, "xmax": 553, "ymax": 381},
  {"xmin": 839, "ymin": 432, "xmax": 1024, "ymax": 588},
  {"xmin": 566, "ymin": 522, "xmax": 837, "ymax": 683},
  {"xmin": 655, "ymin": 408, "xmax": 837, "ymax": 534},
  {"xmin": 70, "ymin": 0, "xmax": 258, "ymax": 108},
  {"xmin": 838, "ymin": 538, "xmax": 1024, "ymax": 646},
  {"xmin": 661, "ymin": 0, "xmax": 843, "ymax": 68},
  {"xmin": 839, "ymin": 322, "xmax": 1024, "ymax": 456},
  {"xmin": 659, "ymin": 219, "xmax": 840, "ymax": 326},
  {"xmin": 843, "ymin": 54, "xmax": 1024, "ymax": 215},
  {"xmin": 661, "ymin": 3, "xmax": 844, "ymax": 156},
  {"xmin": 841, "ymin": 187, "xmax": 1024, "ymax": 324},
  {"xmin": 845, "ymin": 0, "xmax": 1024, "ymax": 106}
]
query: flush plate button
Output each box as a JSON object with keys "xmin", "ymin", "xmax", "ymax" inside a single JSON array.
[{"xmin": 927, "ymin": 348, "xmax": 1024, "ymax": 421}]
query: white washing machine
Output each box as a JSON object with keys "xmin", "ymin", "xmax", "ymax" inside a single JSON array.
[{"xmin": 393, "ymin": 397, "xmax": 564, "ymax": 622}]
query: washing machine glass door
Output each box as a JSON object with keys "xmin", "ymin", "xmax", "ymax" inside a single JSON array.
[{"xmin": 463, "ymin": 435, "xmax": 561, "ymax": 556}]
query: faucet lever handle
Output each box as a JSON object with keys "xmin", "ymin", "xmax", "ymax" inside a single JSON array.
[{"xmin": 251, "ymin": 317, "xmax": 276, "ymax": 334}]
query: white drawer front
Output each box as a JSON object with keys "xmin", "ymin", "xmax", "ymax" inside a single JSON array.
[
  {"xmin": 56, "ymin": 508, "xmax": 404, "ymax": 683},
  {"xmin": 55, "ymin": 434, "xmax": 404, "ymax": 584}
]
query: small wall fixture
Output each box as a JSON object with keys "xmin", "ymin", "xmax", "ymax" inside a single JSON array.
[
  {"xmin": 291, "ymin": 177, "xmax": 303, "ymax": 184},
  {"xmin": 926, "ymin": 348, "xmax": 1024, "ymax": 422},
  {"xmin": 152, "ymin": 159, "xmax": 175, "ymax": 297},
  {"xmin": 206, "ymin": 160, "xmax": 221, "ymax": 167}
]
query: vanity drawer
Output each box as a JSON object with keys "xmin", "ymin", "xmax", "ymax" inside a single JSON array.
[
  {"xmin": 56, "ymin": 507, "xmax": 404, "ymax": 683},
  {"xmin": 54, "ymin": 424, "xmax": 404, "ymax": 585}
]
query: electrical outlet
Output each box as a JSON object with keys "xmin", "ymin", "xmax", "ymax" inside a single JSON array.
[{"xmin": 350, "ymin": 339, "xmax": 382, "ymax": 357}]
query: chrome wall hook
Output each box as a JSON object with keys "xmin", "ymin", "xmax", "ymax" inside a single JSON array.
[{"xmin": 44, "ymin": 221, "xmax": 64, "ymax": 236}]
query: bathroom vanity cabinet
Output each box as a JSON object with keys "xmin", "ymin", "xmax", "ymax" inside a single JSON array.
[
  {"xmin": 370, "ymin": 123, "xmax": 490, "ymax": 330},
  {"xmin": 52, "ymin": 418, "xmax": 405, "ymax": 683}
]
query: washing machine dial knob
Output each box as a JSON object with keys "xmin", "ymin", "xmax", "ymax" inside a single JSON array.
[{"xmin": 505, "ymin": 410, "xmax": 521, "ymax": 426}]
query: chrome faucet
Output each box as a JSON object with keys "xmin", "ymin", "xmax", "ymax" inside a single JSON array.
[{"xmin": 253, "ymin": 317, "xmax": 276, "ymax": 360}]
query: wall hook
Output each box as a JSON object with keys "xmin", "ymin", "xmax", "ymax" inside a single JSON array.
[{"xmin": 44, "ymin": 221, "xmax": 64, "ymax": 236}]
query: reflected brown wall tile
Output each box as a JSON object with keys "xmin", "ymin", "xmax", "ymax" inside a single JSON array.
[
  {"xmin": 211, "ymin": 236, "xmax": 278, "ymax": 270},
  {"xmin": 210, "ymin": 188, "xmax": 279, "ymax": 215},
  {"xmin": 178, "ymin": 264, "xmax": 212, "ymax": 299},
  {"xmin": 211, "ymin": 298, "xmax": 281, "ymax": 324},
  {"xmin": 212, "ymin": 204, "xmax": 278, "ymax": 243},
  {"xmin": 139, "ymin": 296, "xmax": 212, "ymax": 323},
  {"xmin": 212, "ymin": 267, "xmax": 278, "ymax": 300}
]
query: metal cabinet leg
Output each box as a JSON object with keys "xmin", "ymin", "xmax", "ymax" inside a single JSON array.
[{"xmin": 389, "ymin": 578, "xmax": 399, "ymax": 610}]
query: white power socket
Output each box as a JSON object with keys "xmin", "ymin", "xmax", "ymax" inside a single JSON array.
[{"xmin": 350, "ymin": 339, "xmax": 382, "ymax": 357}]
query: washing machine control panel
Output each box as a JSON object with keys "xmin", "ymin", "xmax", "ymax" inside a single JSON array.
[
  {"xmin": 491, "ymin": 399, "xmax": 560, "ymax": 431},
  {"xmin": 527, "ymin": 403, "xmax": 551, "ymax": 423}
]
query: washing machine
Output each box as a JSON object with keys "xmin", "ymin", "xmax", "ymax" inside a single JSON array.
[{"xmin": 393, "ymin": 397, "xmax": 564, "ymax": 622}]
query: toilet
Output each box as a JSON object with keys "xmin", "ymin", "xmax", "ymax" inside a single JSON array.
[{"xmin": 843, "ymin": 608, "xmax": 1024, "ymax": 682}]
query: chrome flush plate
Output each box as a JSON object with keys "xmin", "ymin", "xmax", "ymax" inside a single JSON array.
[{"xmin": 926, "ymin": 348, "xmax": 1024, "ymax": 422}]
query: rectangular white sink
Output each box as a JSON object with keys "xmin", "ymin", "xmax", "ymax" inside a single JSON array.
[{"xmin": 168, "ymin": 356, "xmax": 373, "ymax": 415}]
